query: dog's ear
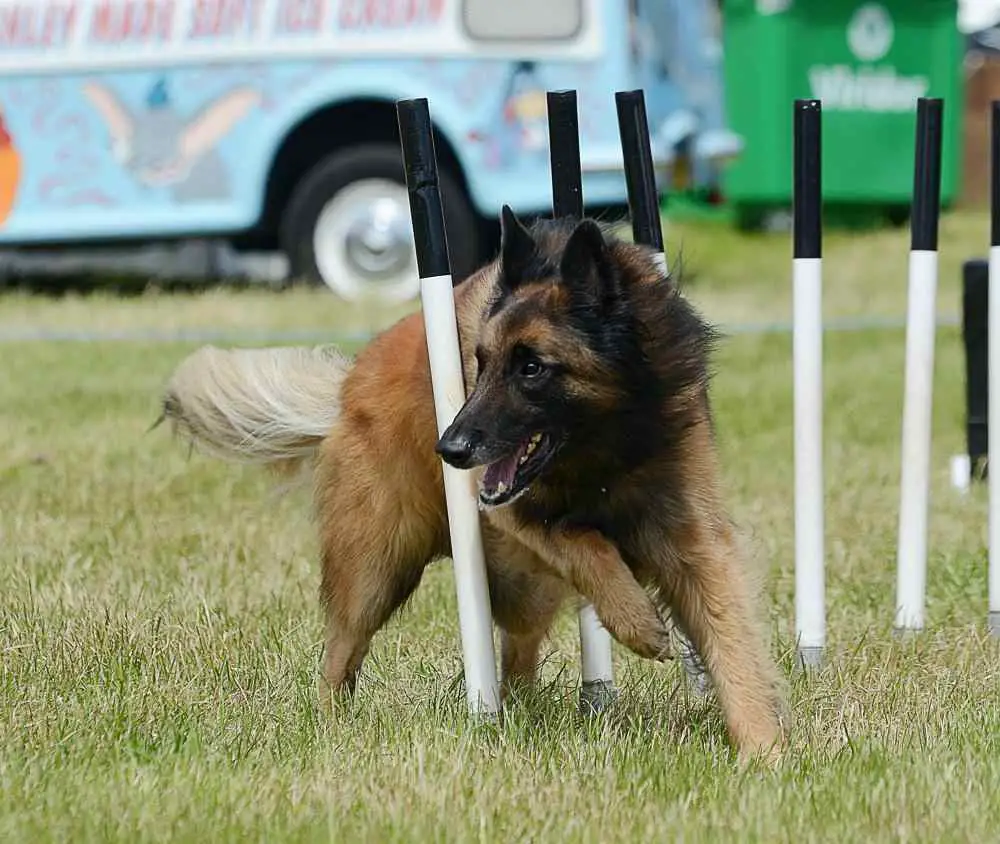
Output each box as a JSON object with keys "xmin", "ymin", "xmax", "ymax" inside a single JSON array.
[
  {"xmin": 559, "ymin": 219, "xmax": 619, "ymax": 309},
  {"xmin": 498, "ymin": 205, "xmax": 536, "ymax": 292}
]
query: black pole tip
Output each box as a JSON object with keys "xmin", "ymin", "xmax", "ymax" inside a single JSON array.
[
  {"xmin": 615, "ymin": 89, "xmax": 664, "ymax": 253},
  {"xmin": 396, "ymin": 97, "xmax": 438, "ymax": 190},
  {"xmin": 911, "ymin": 97, "xmax": 943, "ymax": 253},
  {"xmin": 395, "ymin": 98, "xmax": 451, "ymax": 279},
  {"xmin": 546, "ymin": 89, "xmax": 583, "ymax": 220},
  {"xmin": 793, "ymin": 98, "xmax": 822, "ymax": 260}
]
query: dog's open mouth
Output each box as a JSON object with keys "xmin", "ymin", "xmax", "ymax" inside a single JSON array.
[{"xmin": 479, "ymin": 432, "xmax": 556, "ymax": 508}]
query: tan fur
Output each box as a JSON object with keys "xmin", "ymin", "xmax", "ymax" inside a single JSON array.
[
  {"xmin": 628, "ymin": 418, "xmax": 789, "ymax": 760},
  {"xmin": 162, "ymin": 247, "xmax": 787, "ymax": 763}
]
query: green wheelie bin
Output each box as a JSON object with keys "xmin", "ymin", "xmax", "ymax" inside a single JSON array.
[{"xmin": 721, "ymin": 0, "xmax": 963, "ymax": 229}]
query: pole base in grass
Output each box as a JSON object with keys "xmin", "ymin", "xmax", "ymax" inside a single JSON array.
[
  {"xmin": 681, "ymin": 645, "xmax": 711, "ymax": 696},
  {"xmin": 579, "ymin": 680, "xmax": 618, "ymax": 716},
  {"xmin": 892, "ymin": 625, "xmax": 922, "ymax": 640},
  {"xmin": 473, "ymin": 708, "xmax": 501, "ymax": 725},
  {"xmin": 990, "ymin": 612, "xmax": 1000, "ymax": 638},
  {"xmin": 796, "ymin": 646, "xmax": 822, "ymax": 670}
]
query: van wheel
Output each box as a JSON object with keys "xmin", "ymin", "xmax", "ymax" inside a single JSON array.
[{"xmin": 279, "ymin": 145, "xmax": 480, "ymax": 304}]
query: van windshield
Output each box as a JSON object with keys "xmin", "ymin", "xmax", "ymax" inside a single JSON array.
[{"xmin": 463, "ymin": 0, "xmax": 583, "ymax": 40}]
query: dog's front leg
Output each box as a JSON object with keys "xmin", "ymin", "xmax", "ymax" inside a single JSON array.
[
  {"xmin": 657, "ymin": 517, "xmax": 788, "ymax": 764},
  {"xmin": 490, "ymin": 515, "xmax": 672, "ymax": 662}
]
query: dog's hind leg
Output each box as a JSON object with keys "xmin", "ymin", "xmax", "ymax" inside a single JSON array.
[
  {"xmin": 317, "ymin": 533, "xmax": 431, "ymax": 707},
  {"xmin": 321, "ymin": 541, "xmax": 425, "ymax": 703},
  {"xmin": 317, "ymin": 531, "xmax": 435, "ymax": 707},
  {"xmin": 498, "ymin": 628, "xmax": 549, "ymax": 701},
  {"xmin": 314, "ymin": 435, "xmax": 443, "ymax": 709}
]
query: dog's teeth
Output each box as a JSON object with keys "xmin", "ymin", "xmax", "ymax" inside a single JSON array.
[
  {"xmin": 530, "ymin": 433, "xmax": 542, "ymax": 444},
  {"xmin": 519, "ymin": 454, "xmax": 528, "ymax": 465},
  {"xmin": 496, "ymin": 481, "xmax": 507, "ymax": 493},
  {"xmin": 525, "ymin": 441, "xmax": 536, "ymax": 456}
]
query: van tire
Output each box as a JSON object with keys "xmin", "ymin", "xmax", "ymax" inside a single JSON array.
[{"xmin": 279, "ymin": 145, "xmax": 480, "ymax": 303}]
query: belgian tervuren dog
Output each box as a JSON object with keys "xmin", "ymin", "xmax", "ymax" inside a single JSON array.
[{"xmin": 161, "ymin": 208, "xmax": 788, "ymax": 760}]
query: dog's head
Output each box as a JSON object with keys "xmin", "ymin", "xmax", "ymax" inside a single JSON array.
[{"xmin": 436, "ymin": 206, "xmax": 647, "ymax": 508}]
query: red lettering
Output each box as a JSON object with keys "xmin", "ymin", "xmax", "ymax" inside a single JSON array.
[
  {"xmin": 382, "ymin": 0, "xmax": 403, "ymax": 27},
  {"xmin": 0, "ymin": 7, "xmax": 27, "ymax": 45},
  {"xmin": 0, "ymin": 3, "xmax": 78, "ymax": 49},
  {"xmin": 337, "ymin": 0, "xmax": 441, "ymax": 30},
  {"xmin": 155, "ymin": 1, "xmax": 175, "ymax": 39},
  {"xmin": 89, "ymin": 2, "xmax": 174, "ymax": 44},
  {"xmin": 120, "ymin": 2, "xmax": 144, "ymax": 39},
  {"xmin": 277, "ymin": 0, "xmax": 323, "ymax": 33},
  {"xmin": 337, "ymin": 0, "xmax": 357, "ymax": 29},
  {"xmin": 188, "ymin": 0, "xmax": 262, "ymax": 39},
  {"xmin": 89, "ymin": 2, "xmax": 112, "ymax": 38},
  {"xmin": 61, "ymin": 2, "xmax": 79, "ymax": 41},
  {"xmin": 188, "ymin": 0, "xmax": 218, "ymax": 37},
  {"xmin": 340, "ymin": 0, "xmax": 444, "ymax": 29}
]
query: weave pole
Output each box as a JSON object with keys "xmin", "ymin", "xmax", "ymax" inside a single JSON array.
[
  {"xmin": 614, "ymin": 88, "xmax": 707, "ymax": 691},
  {"xmin": 895, "ymin": 97, "xmax": 944, "ymax": 634},
  {"xmin": 792, "ymin": 98, "xmax": 825, "ymax": 668},
  {"xmin": 546, "ymin": 89, "xmax": 617, "ymax": 715},
  {"xmin": 396, "ymin": 98, "xmax": 501, "ymax": 717},
  {"xmin": 990, "ymin": 100, "xmax": 1000, "ymax": 638},
  {"xmin": 614, "ymin": 90, "xmax": 665, "ymax": 267}
]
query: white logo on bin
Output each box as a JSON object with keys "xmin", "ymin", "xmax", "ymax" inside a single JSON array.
[
  {"xmin": 848, "ymin": 3, "xmax": 894, "ymax": 62},
  {"xmin": 755, "ymin": 0, "xmax": 792, "ymax": 14}
]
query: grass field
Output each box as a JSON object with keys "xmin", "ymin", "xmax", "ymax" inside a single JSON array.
[{"xmin": 2, "ymin": 210, "xmax": 999, "ymax": 842}]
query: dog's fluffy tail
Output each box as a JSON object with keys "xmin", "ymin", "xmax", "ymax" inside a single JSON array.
[{"xmin": 160, "ymin": 344, "xmax": 352, "ymax": 471}]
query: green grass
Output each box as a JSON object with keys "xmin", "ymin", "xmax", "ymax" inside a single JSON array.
[{"xmin": 2, "ymin": 210, "xmax": 999, "ymax": 842}]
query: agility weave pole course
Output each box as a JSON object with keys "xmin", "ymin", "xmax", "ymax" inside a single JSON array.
[
  {"xmin": 957, "ymin": 101, "xmax": 1000, "ymax": 638},
  {"xmin": 402, "ymin": 86, "xmax": 1000, "ymax": 712},
  {"xmin": 794, "ymin": 94, "xmax": 1000, "ymax": 667}
]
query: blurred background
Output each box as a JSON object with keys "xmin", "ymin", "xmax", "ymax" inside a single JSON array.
[{"xmin": 0, "ymin": 0, "xmax": 994, "ymax": 305}]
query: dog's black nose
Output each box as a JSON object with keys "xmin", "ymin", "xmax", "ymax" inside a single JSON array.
[{"xmin": 436, "ymin": 434, "xmax": 475, "ymax": 469}]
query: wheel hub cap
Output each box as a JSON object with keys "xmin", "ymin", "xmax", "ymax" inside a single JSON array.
[{"xmin": 342, "ymin": 197, "xmax": 413, "ymax": 280}]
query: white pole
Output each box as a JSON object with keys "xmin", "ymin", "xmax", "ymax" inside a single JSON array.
[
  {"xmin": 421, "ymin": 274, "xmax": 501, "ymax": 717},
  {"xmin": 895, "ymin": 249, "xmax": 939, "ymax": 631},
  {"xmin": 547, "ymin": 89, "xmax": 618, "ymax": 712},
  {"xmin": 894, "ymin": 98, "xmax": 943, "ymax": 635},
  {"xmin": 615, "ymin": 87, "xmax": 710, "ymax": 693},
  {"xmin": 578, "ymin": 605, "xmax": 616, "ymax": 711},
  {"xmin": 989, "ymin": 244, "xmax": 1000, "ymax": 637},
  {"xmin": 794, "ymin": 255, "xmax": 825, "ymax": 665},
  {"xmin": 397, "ymin": 97, "xmax": 500, "ymax": 717},
  {"xmin": 989, "ymin": 101, "xmax": 1000, "ymax": 639},
  {"xmin": 792, "ymin": 98, "xmax": 825, "ymax": 668}
]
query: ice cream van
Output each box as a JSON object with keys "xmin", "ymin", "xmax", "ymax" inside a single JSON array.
[{"xmin": 0, "ymin": 0, "xmax": 738, "ymax": 302}]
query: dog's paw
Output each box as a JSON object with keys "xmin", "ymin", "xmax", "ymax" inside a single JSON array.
[
  {"xmin": 627, "ymin": 619, "xmax": 675, "ymax": 662},
  {"xmin": 736, "ymin": 735, "xmax": 787, "ymax": 770}
]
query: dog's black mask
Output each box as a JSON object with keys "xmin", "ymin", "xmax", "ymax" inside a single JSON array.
[{"xmin": 436, "ymin": 206, "xmax": 624, "ymax": 508}]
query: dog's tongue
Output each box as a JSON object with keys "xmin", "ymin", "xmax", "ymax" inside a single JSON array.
[{"xmin": 482, "ymin": 441, "xmax": 527, "ymax": 494}]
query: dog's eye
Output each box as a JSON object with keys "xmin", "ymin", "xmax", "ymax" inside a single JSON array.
[{"xmin": 520, "ymin": 360, "xmax": 544, "ymax": 378}]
